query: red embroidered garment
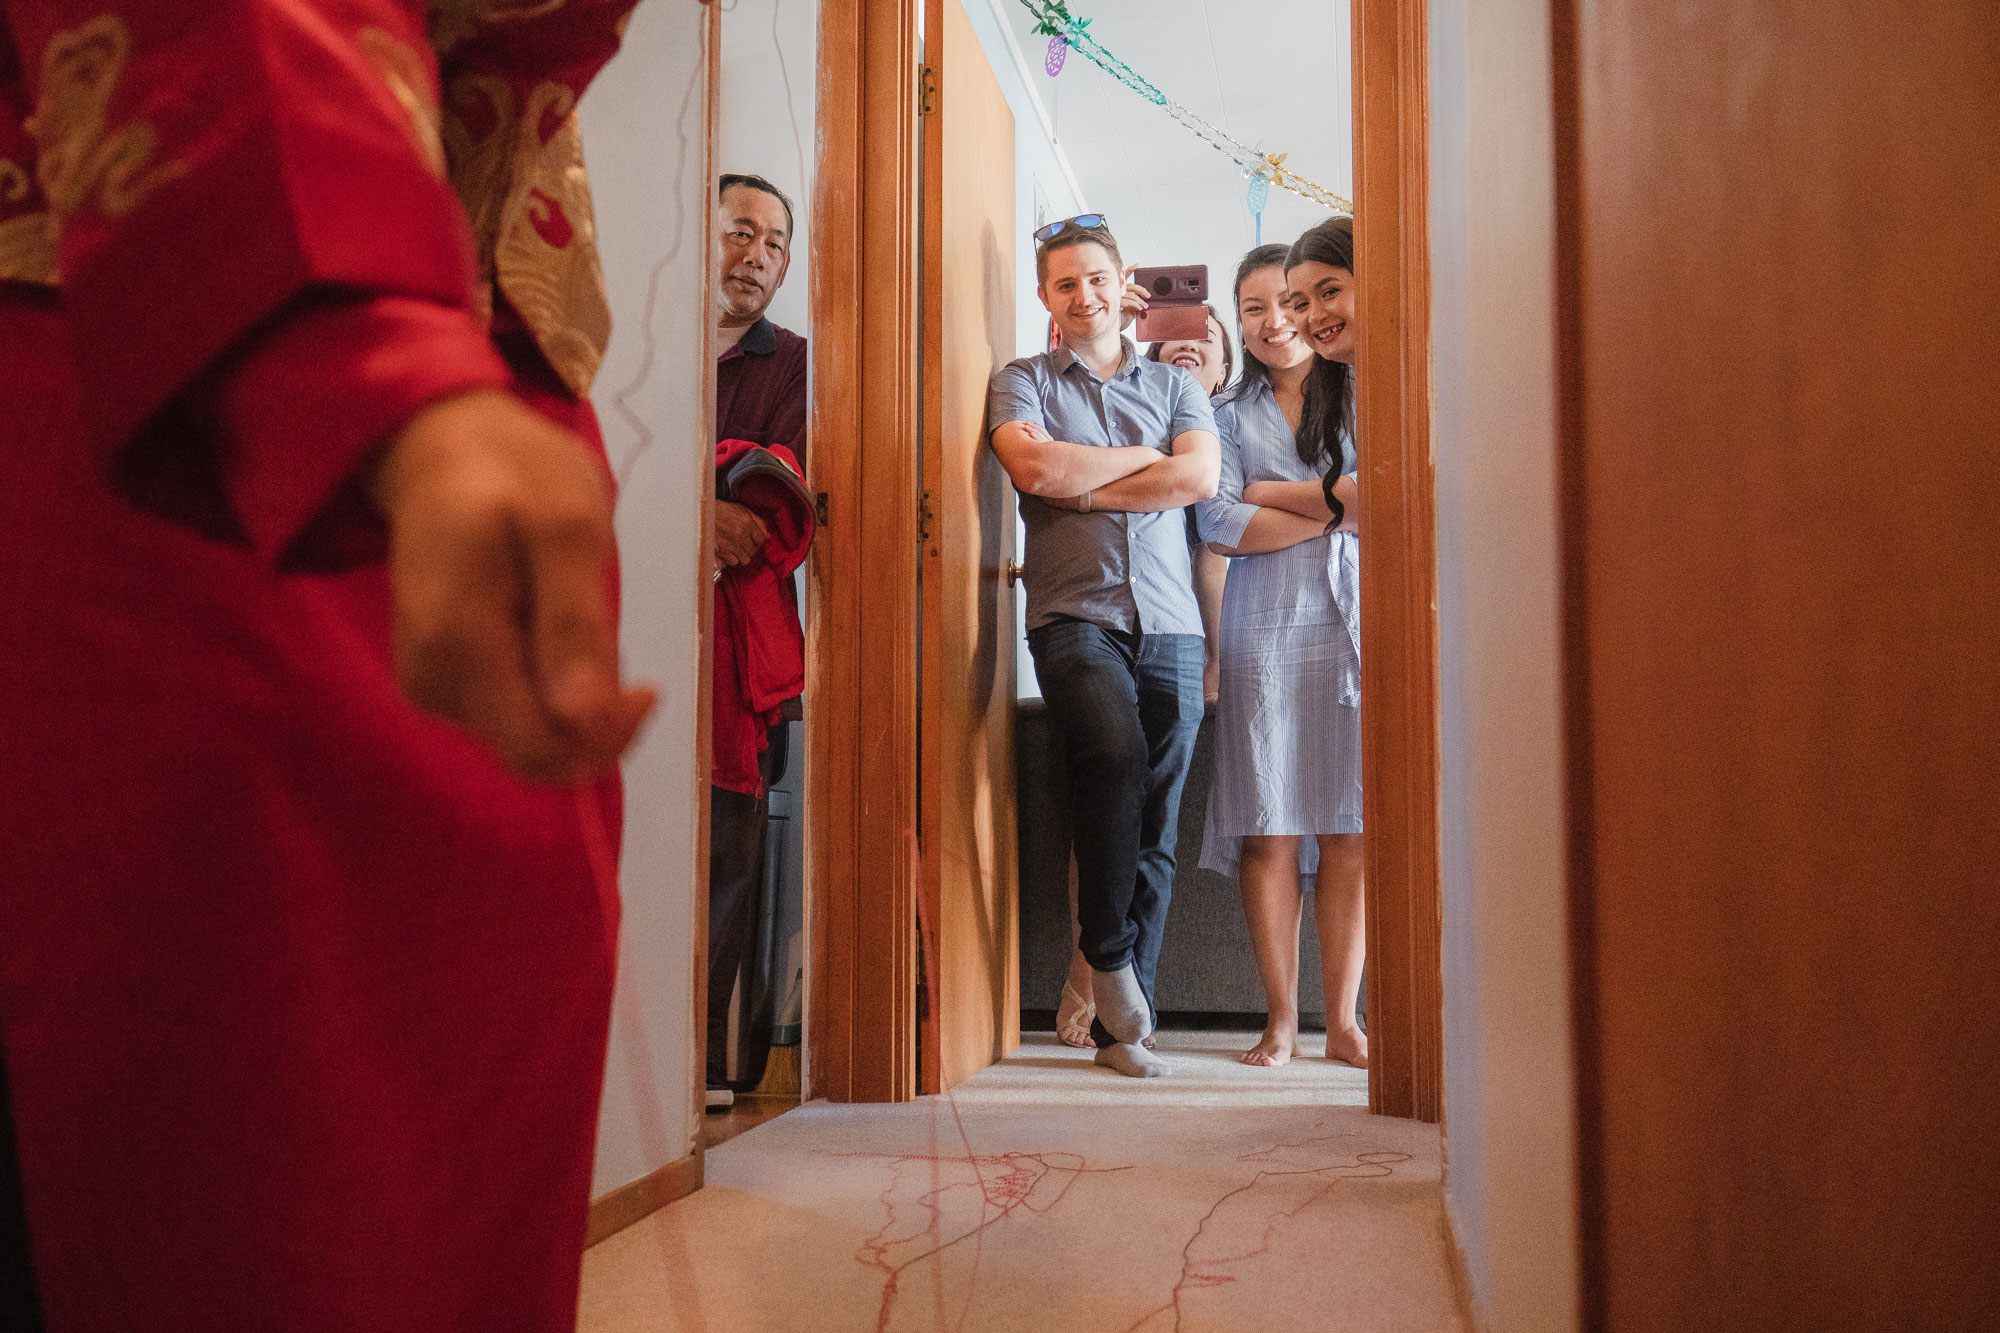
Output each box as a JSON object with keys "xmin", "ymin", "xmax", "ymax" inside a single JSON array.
[
  {"xmin": 0, "ymin": 3, "xmax": 638, "ymax": 1329},
  {"xmin": 712, "ymin": 438, "xmax": 814, "ymax": 796}
]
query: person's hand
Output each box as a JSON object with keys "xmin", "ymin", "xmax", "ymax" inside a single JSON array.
[
  {"xmin": 714, "ymin": 499, "xmax": 771, "ymax": 568},
  {"xmin": 1119, "ymin": 266, "xmax": 1149, "ymax": 331},
  {"xmin": 371, "ymin": 389, "xmax": 657, "ymax": 784},
  {"xmin": 1204, "ymin": 656, "xmax": 1220, "ymax": 704},
  {"xmin": 1243, "ymin": 480, "xmax": 1276, "ymax": 507}
]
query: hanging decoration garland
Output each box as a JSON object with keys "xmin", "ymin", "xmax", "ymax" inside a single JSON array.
[
  {"xmin": 1044, "ymin": 33, "xmax": 1068, "ymax": 77},
  {"xmin": 1020, "ymin": 0, "xmax": 1352, "ymax": 216}
]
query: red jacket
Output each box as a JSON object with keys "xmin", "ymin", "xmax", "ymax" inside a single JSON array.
[{"xmin": 713, "ymin": 438, "xmax": 815, "ymax": 795}]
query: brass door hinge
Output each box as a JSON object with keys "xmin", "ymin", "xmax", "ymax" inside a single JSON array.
[
  {"xmin": 918, "ymin": 490, "xmax": 936, "ymax": 543},
  {"xmin": 919, "ymin": 64, "xmax": 938, "ymax": 116}
]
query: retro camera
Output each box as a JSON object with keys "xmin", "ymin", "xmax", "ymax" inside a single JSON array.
[{"xmin": 1133, "ymin": 265, "xmax": 1210, "ymax": 343}]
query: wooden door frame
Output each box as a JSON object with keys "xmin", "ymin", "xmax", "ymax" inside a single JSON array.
[
  {"xmin": 1352, "ymin": 0, "xmax": 1443, "ymax": 1123},
  {"xmin": 806, "ymin": 0, "xmax": 1444, "ymax": 1118},
  {"xmin": 806, "ymin": 0, "xmax": 924, "ymax": 1103},
  {"xmin": 917, "ymin": 0, "xmax": 1023, "ymax": 1096}
]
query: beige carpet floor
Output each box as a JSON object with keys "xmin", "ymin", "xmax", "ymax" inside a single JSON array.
[{"xmin": 579, "ymin": 1032, "xmax": 1466, "ymax": 1333}]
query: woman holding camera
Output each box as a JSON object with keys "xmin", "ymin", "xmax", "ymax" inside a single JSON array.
[{"xmin": 1147, "ymin": 305, "xmax": 1236, "ymax": 702}]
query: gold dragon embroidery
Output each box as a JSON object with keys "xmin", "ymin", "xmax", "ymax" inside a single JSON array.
[
  {"xmin": 27, "ymin": 15, "xmax": 186, "ymax": 221},
  {"xmin": 442, "ymin": 73, "xmax": 610, "ymax": 395},
  {"xmin": 0, "ymin": 159, "xmax": 57, "ymax": 284},
  {"xmin": 357, "ymin": 28, "xmax": 446, "ymax": 176},
  {"xmin": 8, "ymin": 8, "xmax": 609, "ymax": 392}
]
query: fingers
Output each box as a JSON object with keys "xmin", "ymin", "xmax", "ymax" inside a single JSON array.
[
  {"xmin": 719, "ymin": 526, "xmax": 766, "ymax": 566},
  {"xmin": 519, "ymin": 481, "xmax": 652, "ymax": 778},
  {"xmin": 1121, "ymin": 278, "xmax": 1148, "ymax": 331},
  {"xmin": 394, "ymin": 498, "xmax": 566, "ymax": 780},
  {"xmin": 1121, "ymin": 270, "xmax": 1149, "ymax": 309},
  {"xmin": 380, "ymin": 391, "xmax": 657, "ymax": 784},
  {"xmin": 714, "ymin": 501, "xmax": 771, "ymax": 568}
]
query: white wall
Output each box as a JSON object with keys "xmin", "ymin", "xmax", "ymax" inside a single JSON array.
[
  {"xmin": 716, "ymin": 0, "xmax": 817, "ymax": 337},
  {"xmin": 1429, "ymin": 0, "xmax": 1579, "ymax": 1327},
  {"xmin": 579, "ymin": 0, "xmax": 713, "ymax": 1195},
  {"xmin": 714, "ymin": 0, "xmax": 816, "ymax": 1082},
  {"xmin": 963, "ymin": 0, "xmax": 1087, "ymax": 699}
]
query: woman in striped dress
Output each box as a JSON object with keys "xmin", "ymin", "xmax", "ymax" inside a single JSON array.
[{"xmin": 1197, "ymin": 220, "xmax": 1365, "ymax": 1067}]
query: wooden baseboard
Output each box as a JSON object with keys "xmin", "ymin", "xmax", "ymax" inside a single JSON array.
[
  {"xmin": 1442, "ymin": 1199, "xmax": 1488, "ymax": 1333},
  {"xmin": 586, "ymin": 1148, "xmax": 704, "ymax": 1247}
]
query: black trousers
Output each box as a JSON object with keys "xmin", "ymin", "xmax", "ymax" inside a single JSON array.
[
  {"xmin": 707, "ymin": 724, "xmax": 789, "ymax": 1089},
  {"xmin": 1027, "ymin": 620, "xmax": 1205, "ymax": 1048},
  {"xmin": 1, "ymin": 1038, "xmax": 44, "ymax": 1329}
]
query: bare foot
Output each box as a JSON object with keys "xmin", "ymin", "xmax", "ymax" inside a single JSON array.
[
  {"xmin": 1325, "ymin": 1024, "xmax": 1369, "ymax": 1068},
  {"xmin": 1240, "ymin": 1019, "xmax": 1297, "ymax": 1067}
]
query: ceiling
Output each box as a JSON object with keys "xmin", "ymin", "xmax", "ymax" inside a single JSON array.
[{"xmin": 994, "ymin": 0, "xmax": 1352, "ymax": 311}]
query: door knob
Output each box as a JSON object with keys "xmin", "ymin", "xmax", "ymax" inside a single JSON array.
[{"xmin": 1006, "ymin": 560, "xmax": 1025, "ymax": 586}]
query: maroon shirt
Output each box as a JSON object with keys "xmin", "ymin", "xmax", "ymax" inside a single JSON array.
[
  {"xmin": 717, "ymin": 317, "xmax": 809, "ymax": 466},
  {"xmin": 717, "ymin": 316, "xmax": 810, "ymax": 716}
]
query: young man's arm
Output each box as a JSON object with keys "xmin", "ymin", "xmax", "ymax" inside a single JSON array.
[
  {"xmin": 1054, "ymin": 428, "xmax": 1221, "ymax": 513},
  {"xmin": 1054, "ymin": 362, "xmax": 1221, "ymax": 513},
  {"xmin": 990, "ymin": 420, "xmax": 1166, "ymax": 497},
  {"xmin": 1243, "ymin": 473, "xmax": 1360, "ymax": 533}
]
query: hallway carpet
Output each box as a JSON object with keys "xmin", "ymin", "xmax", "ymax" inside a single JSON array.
[{"xmin": 578, "ymin": 1033, "xmax": 1467, "ymax": 1333}]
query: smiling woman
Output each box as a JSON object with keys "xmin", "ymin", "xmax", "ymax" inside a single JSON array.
[
  {"xmin": 1284, "ymin": 214, "xmax": 1357, "ymax": 478},
  {"xmin": 1196, "ymin": 235, "xmax": 1367, "ymax": 1070},
  {"xmin": 1144, "ymin": 304, "xmax": 1235, "ymax": 397}
]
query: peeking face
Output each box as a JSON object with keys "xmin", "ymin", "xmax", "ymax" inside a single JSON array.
[
  {"xmin": 1236, "ymin": 264, "xmax": 1314, "ymax": 375},
  {"xmin": 1037, "ymin": 241, "xmax": 1124, "ymax": 346},
  {"xmin": 717, "ymin": 184, "xmax": 792, "ymax": 324},
  {"xmin": 1286, "ymin": 259, "xmax": 1356, "ymax": 366},
  {"xmin": 1154, "ymin": 311, "xmax": 1230, "ymax": 396}
]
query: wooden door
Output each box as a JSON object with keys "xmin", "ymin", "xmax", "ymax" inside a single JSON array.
[
  {"xmin": 1559, "ymin": 1, "xmax": 2000, "ymax": 1325},
  {"xmin": 918, "ymin": 0, "xmax": 1019, "ymax": 1094},
  {"xmin": 1351, "ymin": 0, "xmax": 1442, "ymax": 1124},
  {"xmin": 810, "ymin": 0, "xmax": 924, "ymax": 1104}
]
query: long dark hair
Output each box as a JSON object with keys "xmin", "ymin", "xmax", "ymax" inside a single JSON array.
[
  {"xmin": 1215, "ymin": 243, "xmax": 1292, "ymax": 408},
  {"xmin": 1287, "ymin": 216, "xmax": 1355, "ymax": 474},
  {"xmin": 1144, "ymin": 303, "xmax": 1235, "ymax": 394}
]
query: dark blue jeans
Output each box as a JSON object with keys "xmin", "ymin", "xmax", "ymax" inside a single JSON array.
[{"xmin": 1028, "ymin": 619, "xmax": 1204, "ymax": 1047}]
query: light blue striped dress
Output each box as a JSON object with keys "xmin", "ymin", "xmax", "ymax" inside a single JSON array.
[{"xmin": 1195, "ymin": 378, "xmax": 1361, "ymax": 888}]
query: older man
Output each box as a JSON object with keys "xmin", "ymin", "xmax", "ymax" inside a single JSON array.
[{"xmin": 707, "ymin": 173, "xmax": 811, "ymax": 1103}]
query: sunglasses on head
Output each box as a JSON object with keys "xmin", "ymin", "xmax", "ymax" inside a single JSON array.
[{"xmin": 1033, "ymin": 213, "xmax": 1107, "ymax": 245}]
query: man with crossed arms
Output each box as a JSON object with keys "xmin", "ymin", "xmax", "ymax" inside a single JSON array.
[{"xmin": 986, "ymin": 216, "xmax": 1220, "ymax": 1078}]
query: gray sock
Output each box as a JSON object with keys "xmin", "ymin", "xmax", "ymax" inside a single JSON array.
[
  {"xmin": 1095, "ymin": 1041, "xmax": 1169, "ymax": 1078},
  {"xmin": 1090, "ymin": 964, "xmax": 1153, "ymax": 1045}
]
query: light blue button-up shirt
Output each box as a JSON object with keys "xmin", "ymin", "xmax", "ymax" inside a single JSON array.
[
  {"xmin": 985, "ymin": 341, "xmax": 1216, "ymax": 635},
  {"xmin": 1197, "ymin": 376, "xmax": 1360, "ymax": 698}
]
